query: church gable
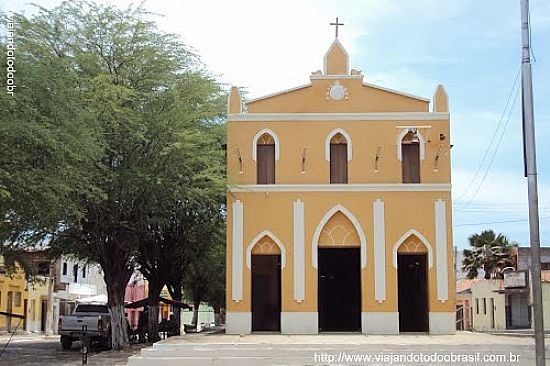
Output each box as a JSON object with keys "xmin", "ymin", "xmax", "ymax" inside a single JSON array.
[
  {"xmin": 244, "ymin": 37, "xmax": 429, "ymax": 114},
  {"xmin": 246, "ymin": 80, "xmax": 429, "ymax": 113}
]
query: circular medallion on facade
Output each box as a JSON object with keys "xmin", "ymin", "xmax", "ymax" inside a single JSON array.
[{"xmin": 328, "ymin": 84, "xmax": 347, "ymax": 101}]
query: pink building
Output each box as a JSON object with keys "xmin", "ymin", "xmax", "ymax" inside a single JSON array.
[{"xmin": 125, "ymin": 272, "xmax": 147, "ymax": 330}]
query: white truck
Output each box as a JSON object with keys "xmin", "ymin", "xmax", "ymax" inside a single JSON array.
[{"xmin": 58, "ymin": 303, "xmax": 111, "ymax": 350}]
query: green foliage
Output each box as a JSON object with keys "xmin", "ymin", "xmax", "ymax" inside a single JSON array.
[
  {"xmin": 2, "ymin": 0, "xmax": 227, "ymax": 348},
  {"xmin": 462, "ymin": 230, "xmax": 516, "ymax": 279}
]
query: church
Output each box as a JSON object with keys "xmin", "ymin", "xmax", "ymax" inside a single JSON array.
[{"xmin": 225, "ymin": 23, "xmax": 455, "ymax": 335}]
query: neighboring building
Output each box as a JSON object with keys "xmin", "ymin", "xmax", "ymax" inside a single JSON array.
[
  {"xmin": 0, "ymin": 258, "xmax": 26, "ymax": 332},
  {"xmin": 226, "ymin": 34, "xmax": 455, "ymax": 335},
  {"xmin": 456, "ymin": 247, "xmax": 550, "ymax": 332},
  {"xmin": 21, "ymin": 249, "xmax": 53, "ymax": 333},
  {"xmin": 455, "ymin": 278, "xmax": 481, "ymax": 331},
  {"xmin": 25, "ymin": 279, "xmax": 49, "ymax": 333},
  {"xmin": 181, "ymin": 303, "xmax": 215, "ymax": 327},
  {"xmin": 53, "ymin": 257, "xmax": 107, "ymax": 333},
  {"xmin": 514, "ymin": 247, "xmax": 550, "ymax": 270},
  {"xmin": 470, "ymin": 279, "xmax": 507, "ymax": 331}
]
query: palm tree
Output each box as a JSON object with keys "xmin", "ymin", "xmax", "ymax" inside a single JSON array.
[{"xmin": 462, "ymin": 230, "xmax": 516, "ymax": 279}]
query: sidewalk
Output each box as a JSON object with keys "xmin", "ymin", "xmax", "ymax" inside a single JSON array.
[{"xmin": 163, "ymin": 330, "xmax": 537, "ymax": 346}]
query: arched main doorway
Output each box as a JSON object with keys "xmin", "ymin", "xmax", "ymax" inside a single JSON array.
[
  {"xmin": 249, "ymin": 234, "xmax": 282, "ymax": 332},
  {"xmin": 316, "ymin": 210, "xmax": 362, "ymax": 332},
  {"xmin": 395, "ymin": 233, "xmax": 430, "ymax": 332}
]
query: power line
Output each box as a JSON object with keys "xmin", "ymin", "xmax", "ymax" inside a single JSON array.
[
  {"xmin": 455, "ymin": 81, "xmax": 521, "ymax": 212},
  {"xmin": 454, "ymin": 68, "xmax": 521, "ymax": 205},
  {"xmin": 454, "ymin": 216, "xmax": 550, "ymax": 227}
]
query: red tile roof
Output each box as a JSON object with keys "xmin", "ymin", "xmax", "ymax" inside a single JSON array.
[{"xmin": 456, "ymin": 278, "xmax": 482, "ymax": 293}]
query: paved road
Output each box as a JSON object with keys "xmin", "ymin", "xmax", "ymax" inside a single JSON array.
[
  {"xmin": 0, "ymin": 334, "xmax": 143, "ymax": 366},
  {"xmin": 3, "ymin": 332, "xmax": 550, "ymax": 366}
]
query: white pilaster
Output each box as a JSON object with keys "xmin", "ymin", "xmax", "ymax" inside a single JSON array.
[
  {"xmin": 373, "ymin": 199, "xmax": 386, "ymax": 303},
  {"xmin": 226, "ymin": 311, "xmax": 251, "ymax": 334},
  {"xmin": 293, "ymin": 199, "xmax": 305, "ymax": 302},
  {"xmin": 281, "ymin": 312, "xmax": 318, "ymax": 334},
  {"xmin": 232, "ymin": 200, "xmax": 244, "ymax": 302},
  {"xmin": 435, "ymin": 199, "xmax": 448, "ymax": 302},
  {"xmin": 362, "ymin": 312, "xmax": 399, "ymax": 334}
]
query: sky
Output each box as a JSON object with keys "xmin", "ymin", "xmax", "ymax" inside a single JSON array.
[{"xmin": 3, "ymin": 0, "xmax": 550, "ymax": 249}]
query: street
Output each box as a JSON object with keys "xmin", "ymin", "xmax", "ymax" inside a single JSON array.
[{"xmin": 0, "ymin": 334, "xmax": 143, "ymax": 366}]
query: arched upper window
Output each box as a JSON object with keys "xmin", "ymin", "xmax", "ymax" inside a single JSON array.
[
  {"xmin": 256, "ymin": 133, "xmax": 275, "ymax": 184},
  {"xmin": 401, "ymin": 131, "xmax": 420, "ymax": 183},
  {"xmin": 330, "ymin": 133, "xmax": 348, "ymax": 184}
]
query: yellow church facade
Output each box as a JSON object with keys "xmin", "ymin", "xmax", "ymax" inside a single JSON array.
[{"xmin": 226, "ymin": 38, "xmax": 455, "ymax": 335}]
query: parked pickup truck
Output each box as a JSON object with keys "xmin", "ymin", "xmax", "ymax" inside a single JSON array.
[{"xmin": 58, "ymin": 303, "xmax": 111, "ymax": 350}]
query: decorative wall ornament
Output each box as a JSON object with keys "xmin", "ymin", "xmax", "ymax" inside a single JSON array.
[{"xmin": 326, "ymin": 81, "xmax": 349, "ymax": 101}]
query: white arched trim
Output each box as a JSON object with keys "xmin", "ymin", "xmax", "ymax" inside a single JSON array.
[
  {"xmin": 312, "ymin": 205, "xmax": 366, "ymax": 269},
  {"xmin": 392, "ymin": 229, "xmax": 433, "ymax": 269},
  {"xmin": 252, "ymin": 128, "xmax": 280, "ymax": 161},
  {"xmin": 325, "ymin": 128, "xmax": 353, "ymax": 162},
  {"xmin": 246, "ymin": 230, "xmax": 286, "ymax": 269},
  {"xmin": 396, "ymin": 129, "xmax": 425, "ymax": 161}
]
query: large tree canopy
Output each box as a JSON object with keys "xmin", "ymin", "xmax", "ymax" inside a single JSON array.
[{"xmin": 1, "ymin": 1, "xmax": 226, "ymax": 349}]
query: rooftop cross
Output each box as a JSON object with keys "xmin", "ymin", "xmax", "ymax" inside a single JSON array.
[{"xmin": 330, "ymin": 17, "xmax": 344, "ymax": 38}]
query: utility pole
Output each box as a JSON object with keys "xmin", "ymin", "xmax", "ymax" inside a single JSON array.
[{"xmin": 520, "ymin": 1, "xmax": 545, "ymax": 365}]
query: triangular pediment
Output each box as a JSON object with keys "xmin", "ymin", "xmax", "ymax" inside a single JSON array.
[{"xmin": 245, "ymin": 80, "xmax": 429, "ymax": 113}]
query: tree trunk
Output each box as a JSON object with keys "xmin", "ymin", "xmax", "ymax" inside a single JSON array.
[
  {"xmin": 103, "ymin": 255, "xmax": 133, "ymax": 350},
  {"xmin": 147, "ymin": 303, "xmax": 160, "ymax": 342},
  {"xmin": 146, "ymin": 281, "xmax": 162, "ymax": 343},
  {"xmin": 213, "ymin": 305, "xmax": 220, "ymax": 326},
  {"xmin": 106, "ymin": 281, "xmax": 130, "ymax": 350},
  {"xmin": 167, "ymin": 283, "xmax": 183, "ymax": 336},
  {"xmin": 110, "ymin": 302, "xmax": 128, "ymax": 350},
  {"xmin": 192, "ymin": 300, "xmax": 200, "ymax": 327}
]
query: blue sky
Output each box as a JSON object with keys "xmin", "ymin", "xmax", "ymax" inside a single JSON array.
[{"xmin": 4, "ymin": 0, "xmax": 550, "ymax": 249}]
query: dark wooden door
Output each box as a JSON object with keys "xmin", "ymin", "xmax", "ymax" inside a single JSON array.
[
  {"xmin": 41, "ymin": 300, "xmax": 47, "ymax": 332},
  {"xmin": 330, "ymin": 144, "xmax": 348, "ymax": 183},
  {"xmin": 251, "ymin": 255, "xmax": 281, "ymax": 331},
  {"xmin": 257, "ymin": 144, "xmax": 275, "ymax": 184},
  {"xmin": 318, "ymin": 248, "xmax": 361, "ymax": 332},
  {"xmin": 402, "ymin": 143, "xmax": 420, "ymax": 183},
  {"xmin": 398, "ymin": 254, "xmax": 428, "ymax": 332}
]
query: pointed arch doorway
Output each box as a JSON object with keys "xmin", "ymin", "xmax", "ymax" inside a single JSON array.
[
  {"xmin": 248, "ymin": 233, "xmax": 284, "ymax": 332},
  {"xmin": 394, "ymin": 232, "xmax": 431, "ymax": 332},
  {"xmin": 315, "ymin": 208, "xmax": 364, "ymax": 332}
]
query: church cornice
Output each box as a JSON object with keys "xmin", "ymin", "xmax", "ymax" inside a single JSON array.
[
  {"xmin": 362, "ymin": 82, "xmax": 430, "ymax": 102},
  {"xmin": 228, "ymin": 183, "xmax": 451, "ymax": 192},
  {"xmin": 228, "ymin": 112, "xmax": 449, "ymax": 122}
]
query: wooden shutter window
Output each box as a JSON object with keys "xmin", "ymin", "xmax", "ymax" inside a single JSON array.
[
  {"xmin": 257, "ymin": 144, "xmax": 275, "ymax": 184},
  {"xmin": 402, "ymin": 141, "xmax": 420, "ymax": 183},
  {"xmin": 330, "ymin": 133, "xmax": 348, "ymax": 184}
]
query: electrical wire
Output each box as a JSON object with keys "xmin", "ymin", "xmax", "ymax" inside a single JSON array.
[
  {"xmin": 455, "ymin": 216, "xmax": 550, "ymax": 227},
  {"xmin": 455, "ymin": 81, "xmax": 521, "ymax": 212},
  {"xmin": 454, "ymin": 68, "xmax": 521, "ymax": 206}
]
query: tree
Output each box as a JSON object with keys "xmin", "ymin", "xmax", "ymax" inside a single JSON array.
[
  {"xmin": 462, "ymin": 230, "xmax": 516, "ymax": 279},
  {"xmin": 0, "ymin": 12, "xmax": 101, "ymax": 252},
  {"xmin": 5, "ymin": 1, "xmax": 225, "ymax": 349},
  {"xmin": 182, "ymin": 199, "xmax": 225, "ymax": 327}
]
